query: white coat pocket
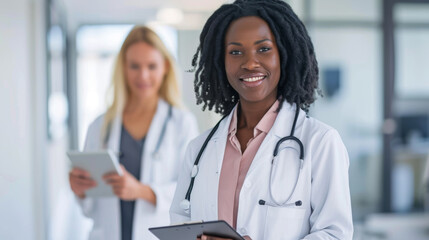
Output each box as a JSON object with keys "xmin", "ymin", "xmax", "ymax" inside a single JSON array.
[{"xmin": 264, "ymin": 207, "xmax": 306, "ymax": 240}]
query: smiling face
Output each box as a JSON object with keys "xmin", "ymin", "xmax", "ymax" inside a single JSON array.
[
  {"xmin": 124, "ymin": 41, "xmax": 167, "ymax": 101},
  {"xmin": 224, "ymin": 16, "xmax": 281, "ymax": 106}
]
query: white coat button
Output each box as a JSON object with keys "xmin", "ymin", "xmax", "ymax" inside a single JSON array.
[
  {"xmin": 243, "ymin": 181, "xmax": 251, "ymax": 189},
  {"xmin": 240, "ymin": 228, "xmax": 247, "ymax": 235}
]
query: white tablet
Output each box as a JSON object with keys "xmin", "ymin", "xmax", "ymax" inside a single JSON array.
[{"xmin": 67, "ymin": 150, "xmax": 123, "ymax": 197}]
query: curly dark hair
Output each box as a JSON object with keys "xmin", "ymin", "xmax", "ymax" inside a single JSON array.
[{"xmin": 191, "ymin": 0, "xmax": 320, "ymax": 116}]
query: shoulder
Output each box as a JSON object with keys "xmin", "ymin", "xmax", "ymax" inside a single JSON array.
[
  {"xmin": 303, "ymin": 116, "xmax": 349, "ymax": 165},
  {"xmin": 83, "ymin": 113, "xmax": 108, "ymax": 150},
  {"xmin": 184, "ymin": 127, "xmax": 212, "ymax": 155},
  {"xmin": 87, "ymin": 113, "xmax": 106, "ymax": 134},
  {"xmin": 158, "ymin": 99, "xmax": 196, "ymax": 125},
  {"xmin": 164, "ymin": 103, "xmax": 199, "ymax": 140},
  {"xmin": 170, "ymin": 105, "xmax": 197, "ymax": 124},
  {"xmin": 302, "ymin": 115, "xmax": 341, "ymax": 143}
]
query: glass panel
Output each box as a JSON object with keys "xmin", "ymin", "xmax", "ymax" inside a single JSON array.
[
  {"xmin": 309, "ymin": 27, "xmax": 383, "ymax": 220},
  {"xmin": 311, "ymin": 0, "xmax": 381, "ymax": 21},
  {"xmin": 395, "ymin": 4, "xmax": 429, "ymax": 23},
  {"xmin": 395, "ymin": 29, "xmax": 429, "ymax": 98},
  {"xmin": 392, "ymin": 3, "xmax": 429, "ymax": 215}
]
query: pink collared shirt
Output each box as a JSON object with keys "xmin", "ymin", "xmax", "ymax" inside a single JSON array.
[{"xmin": 218, "ymin": 100, "xmax": 280, "ymax": 228}]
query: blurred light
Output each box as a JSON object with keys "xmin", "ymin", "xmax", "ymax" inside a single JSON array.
[
  {"xmin": 156, "ymin": 8, "xmax": 184, "ymax": 25},
  {"xmin": 76, "ymin": 25, "xmax": 134, "ymax": 54},
  {"xmin": 48, "ymin": 92, "xmax": 68, "ymax": 139}
]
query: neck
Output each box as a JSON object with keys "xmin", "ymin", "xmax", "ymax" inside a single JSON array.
[
  {"xmin": 237, "ymin": 98, "xmax": 277, "ymax": 129},
  {"xmin": 124, "ymin": 95, "xmax": 159, "ymax": 114}
]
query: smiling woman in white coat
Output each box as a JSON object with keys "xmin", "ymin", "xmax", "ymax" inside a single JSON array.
[
  {"xmin": 170, "ymin": 1, "xmax": 353, "ymax": 239},
  {"xmin": 69, "ymin": 26, "xmax": 198, "ymax": 240}
]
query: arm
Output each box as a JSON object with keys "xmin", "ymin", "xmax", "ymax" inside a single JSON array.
[{"xmin": 303, "ymin": 129, "xmax": 353, "ymax": 239}]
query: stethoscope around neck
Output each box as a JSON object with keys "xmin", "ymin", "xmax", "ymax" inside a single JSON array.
[{"xmin": 180, "ymin": 102, "xmax": 305, "ymax": 212}]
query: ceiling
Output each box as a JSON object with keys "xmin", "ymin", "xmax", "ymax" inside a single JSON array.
[{"xmin": 59, "ymin": 0, "xmax": 229, "ymax": 30}]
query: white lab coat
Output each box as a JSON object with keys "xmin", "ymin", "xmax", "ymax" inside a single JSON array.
[
  {"xmin": 78, "ymin": 99, "xmax": 199, "ymax": 240},
  {"xmin": 170, "ymin": 101, "xmax": 353, "ymax": 240}
]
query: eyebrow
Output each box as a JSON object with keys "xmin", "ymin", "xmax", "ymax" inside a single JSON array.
[{"xmin": 227, "ymin": 39, "xmax": 272, "ymax": 46}]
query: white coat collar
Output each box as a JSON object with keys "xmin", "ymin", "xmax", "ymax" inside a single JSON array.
[
  {"xmin": 270, "ymin": 101, "xmax": 305, "ymax": 139},
  {"xmin": 206, "ymin": 100, "xmax": 304, "ymax": 179},
  {"xmin": 210, "ymin": 100, "xmax": 304, "ymax": 140},
  {"xmin": 105, "ymin": 98, "xmax": 170, "ymax": 153},
  {"xmin": 210, "ymin": 105, "xmax": 236, "ymax": 141}
]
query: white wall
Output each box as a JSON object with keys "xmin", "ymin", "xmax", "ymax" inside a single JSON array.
[{"xmin": 0, "ymin": 0, "xmax": 47, "ymax": 239}]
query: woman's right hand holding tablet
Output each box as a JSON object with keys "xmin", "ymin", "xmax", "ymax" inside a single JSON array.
[
  {"xmin": 197, "ymin": 235, "xmax": 251, "ymax": 240},
  {"xmin": 69, "ymin": 167, "xmax": 97, "ymax": 198}
]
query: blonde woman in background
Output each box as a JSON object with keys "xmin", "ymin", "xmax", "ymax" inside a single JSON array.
[{"xmin": 69, "ymin": 26, "xmax": 198, "ymax": 240}]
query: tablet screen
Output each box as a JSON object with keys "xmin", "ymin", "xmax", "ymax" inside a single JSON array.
[{"xmin": 67, "ymin": 150, "xmax": 122, "ymax": 197}]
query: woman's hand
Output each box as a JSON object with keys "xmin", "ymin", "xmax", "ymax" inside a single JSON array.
[
  {"xmin": 103, "ymin": 165, "xmax": 156, "ymax": 204},
  {"xmin": 69, "ymin": 167, "xmax": 97, "ymax": 199},
  {"xmin": 197, "ymin": 235, "xmax": 251, "ymax": 240},
  {"xmin": 197, "ymin": 235, "xmax": 232, "ymax": 240}
]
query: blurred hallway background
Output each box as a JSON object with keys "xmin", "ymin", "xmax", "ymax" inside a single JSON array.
[{"xmin": 1, "ymin": 0, "xmax": 429, "ymax": 239}]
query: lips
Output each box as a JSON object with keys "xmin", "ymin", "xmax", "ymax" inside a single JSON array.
[
  {"xmin": 135, "ymin": 82, "xmax": 151, "ymax": 89},
  {"xmin": 239, "ymin": 73, "xmax": 266, "ymax": 81},
  {"xmin": 238, "ymin": 73, "xmax": 266, "ymax": 87},
  {"xmin": 241, "ymin": 76, "xmax": 265, "ymax": 82}
]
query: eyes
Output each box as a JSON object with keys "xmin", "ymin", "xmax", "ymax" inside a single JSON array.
[
  {"xmin": 129, "ymin": 63, "xmax": 158, "ymax": 70},
  {"xmin": 228, "ymin": 46, "xmax": 272, "ymax": 56}
]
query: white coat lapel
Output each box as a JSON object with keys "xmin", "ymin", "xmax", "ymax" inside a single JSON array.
[
  {"xmin": 212, "ymin": 108, "xmax": 235, "ymax": 175},
  {"xmin": 270, "ymin": 101, "xmax": 298, "ymax": 138},
  {"xmin": 106, "ymin": 114, "xmax": 122, "ymax": 153},
  {"xmin": 246, "ymin": 101, "xmax": 299, "ymax": 177},
  {"xmin": 141, "ymin": 99, "xmax": 168, "ymax": 182},
  {"xmin": 104, "ymin": 114, "xmax": 122, "ymax": 240},
  {"xmin": 198, "ymin": 106, "xmax": 235, "ymax": 220}
]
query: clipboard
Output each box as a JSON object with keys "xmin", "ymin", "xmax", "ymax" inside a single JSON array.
[
  {"xmin": 67, "ymin": 150, "xmax": 123, "ymax": 197},
  {"xmin": 149, "ymin": 220, "xmax": 244, "ymax": 240}
]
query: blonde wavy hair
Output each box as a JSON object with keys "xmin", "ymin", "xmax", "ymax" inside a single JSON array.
[{"xmin": 102, "ymin": 26, "xmax": 181, "ymax": 142}]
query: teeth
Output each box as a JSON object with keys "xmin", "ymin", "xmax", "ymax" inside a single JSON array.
[{"xmin": 242, "ymin": 76, "xmax": 264, "ymax": 82}]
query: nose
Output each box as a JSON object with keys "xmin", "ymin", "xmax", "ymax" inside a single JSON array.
[
  {"xmin": 241, "ymin": 52, "xmax": 260, "ymax": 70},
  {"xmin": 139, "ymin": 68, "xmax": 150, "ymax": 80}
]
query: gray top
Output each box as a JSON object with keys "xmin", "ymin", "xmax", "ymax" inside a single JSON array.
[{"xmin": 119, "ymin": 125, "xmax": 145, "ymax": 240}]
